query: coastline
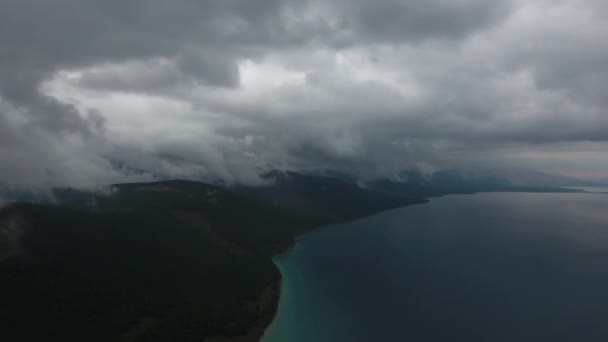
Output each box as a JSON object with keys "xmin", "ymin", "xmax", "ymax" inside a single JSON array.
[
  {"xmin": 252, "ymin": 190, "xmax": 579, "ymax": 341},
  {"xmin": 253, "ymin": 190, "xmax": 591, "ymax": 341},
  {"xmin": 258, "ymin": 259, "xmax": 288, "ymax": 342},
  {"xmin": 3, "ymin": 178, "xmax": 590, "ymax": 341},
  {"xmin": 259, "ymin": 192, "xmax": 608, "ymax": 342},
  {"xmin": 255, "ymin": 200, "xmax": 431, "ymax": 341}
]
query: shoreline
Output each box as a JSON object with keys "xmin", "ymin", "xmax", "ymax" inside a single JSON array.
[
  {"xmin": 253, "ymin": 190, "xmax": 582, "ymax": 341},
  {"xmin": 255, "ymin": 199, "xmax": 431, "ymax": 341},
  {"xmin": 258, "ymin": 261, "xmax": 286, "ymax": 342}
]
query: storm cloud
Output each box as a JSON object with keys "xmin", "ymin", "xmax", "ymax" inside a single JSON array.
[{"xmin": 1, "ymin": 0, "xmax": 607, "ymax": 188}]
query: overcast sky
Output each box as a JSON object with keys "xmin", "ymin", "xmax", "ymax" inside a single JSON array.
[{"xmin": 1, "ymin": 0, "xmax": 608, "ymax": 188}]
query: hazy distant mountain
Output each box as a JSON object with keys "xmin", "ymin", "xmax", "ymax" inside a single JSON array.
[
  {"xmin": 236, "ymin": 170, "xmax": 423, "ymax": 223},
  {"xmin": 484, "ymin": 167, "xmax": 608, "ymax": 187},
  {"xmin": 255, "ymin": 167, "xmax": 597, "ymax": 198},
  {"xmin": 292, "ymin": 169, "xmax": 359, "ymax": 184},
  {"xmin": 368, "ymin": 168, "xmax": 510, "ymax": 198},
  {"xmin": 366, "ymin": 168, "xmax": 586, "ymax": 198}
]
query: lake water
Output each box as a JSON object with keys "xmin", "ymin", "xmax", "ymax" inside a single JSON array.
[{"xmin": 262, "ymin": 193, "xmax": 608, "ymax": 342}]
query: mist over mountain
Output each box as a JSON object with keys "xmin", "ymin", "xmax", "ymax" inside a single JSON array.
[{"xmin": 0, "ymin": 165, "xmax": 599, "ymax": 207}]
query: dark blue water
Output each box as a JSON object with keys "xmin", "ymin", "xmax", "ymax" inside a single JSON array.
[{"xmin": 263, "ymin": 193, "xmax": 608, "ymax": 342}]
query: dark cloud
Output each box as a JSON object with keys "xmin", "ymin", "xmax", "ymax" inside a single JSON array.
[
  {"xmin": 330, "ymin": 0, "xmax": 515, "ymax": 43},
  {"xmin": 1, "ymin": 0, "xmax": 608, "ymax": 188}
]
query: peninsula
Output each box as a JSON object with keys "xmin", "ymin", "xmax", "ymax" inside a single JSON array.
[{"xmin": 0, "ymin": 171, "xmax": 583, "ymax": 342}]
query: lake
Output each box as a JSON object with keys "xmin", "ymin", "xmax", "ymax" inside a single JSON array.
[{"xmin": 262, "ymin": 193, "xmax": 608, "ymax": 342}]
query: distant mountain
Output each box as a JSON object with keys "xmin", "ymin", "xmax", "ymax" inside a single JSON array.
[
  {"xmin": 236, "ymin": 170, "xmax": 423, "ymax": 224},
  {"xmin": 366, "ymin": 168, "xmax": 584, "ymax": 198},
  {"xmin": 486, "ymin": 167, "xmax": 608, "ymax": 187},
  {"xmin": 292, "ymin": 169, "xmax": 358, "ymax": 184},
  {"xmin": 0, "ymin": 186, "xmax": 56, "ymax": 205},
  {"xmin": 109, "ymin": 160, "xmax": 168, "ymax": 180}
]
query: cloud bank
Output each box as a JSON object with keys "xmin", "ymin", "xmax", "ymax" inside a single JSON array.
[{"xmin": 1, "ymin": 0, "xmax": 608, "ymax": 188}]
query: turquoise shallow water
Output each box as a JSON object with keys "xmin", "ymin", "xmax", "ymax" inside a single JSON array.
[
  {"xmin": 262, "ymin": 193, "xmax": 608, "ymax": 342},
  {"xmin": 262, "ymin": 242, "xmax": 346, "ymax": 342}
]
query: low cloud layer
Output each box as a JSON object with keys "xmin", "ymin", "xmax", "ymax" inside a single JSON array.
[{"xmin": 1, "ymin": 0, "xmax": 608, "ymax": 188}]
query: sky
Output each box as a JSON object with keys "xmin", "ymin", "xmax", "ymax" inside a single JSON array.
[{"xmin": 1, "ymin": 0, "xmax": 608, "ymax": 188}]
